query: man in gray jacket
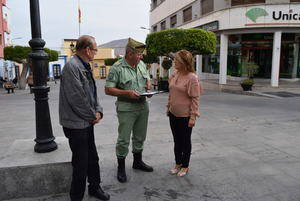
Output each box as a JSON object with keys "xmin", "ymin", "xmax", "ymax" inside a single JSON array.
[{"xmin": 59, "ymin": 35, "xmax": 110, "ymax": 201}]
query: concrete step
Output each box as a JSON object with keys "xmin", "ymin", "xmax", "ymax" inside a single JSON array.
[
  {"xmin": 4, "ymin": 193, "xmax": 101, "ymax": 201},
  {"xmin": 0, "ymin": 137, "xmax": 72, "ymax": 201},
  {"xmin": 4, "ymin": 193, "xmax": 69, "ymax": 201}
]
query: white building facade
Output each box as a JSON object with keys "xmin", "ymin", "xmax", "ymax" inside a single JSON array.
[{"xmin": 150, "ymin": 0, "xmax": 300, "ymax": 86}]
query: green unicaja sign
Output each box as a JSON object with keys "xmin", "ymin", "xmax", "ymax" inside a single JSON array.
[{"xmin": 246, "ymin": 8, "xmax": 268, "ymax": 22}]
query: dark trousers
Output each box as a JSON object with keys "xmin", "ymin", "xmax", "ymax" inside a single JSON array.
[
  {"xmin": 169, "ymin": 112, "xmax": 193, "ymax": 168},
  {"xmin": 63, "ymin": 126, "xmax": 101, "ymax": 201},
  {"xmin": 5, "ymin": 88, "xmax": 14, "ymax": 94},
  {"xmin": 29, "ymin": 85, "xmax": 33, "ymax": 94}
]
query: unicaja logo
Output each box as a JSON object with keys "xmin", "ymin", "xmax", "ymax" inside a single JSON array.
[
  {"xmin": 246, "ymin": 8, "xmax": 268, "ymax": 22},
  {"xmin": 246, "ymin": 8, "xmax": 300, "ymax": 23},
  {"xmin": 273, "ymin": 9, "xmax": 300, "ymax": 21}
]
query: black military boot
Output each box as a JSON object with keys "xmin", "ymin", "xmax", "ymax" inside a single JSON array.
[
  {"xmin": 117, "ymin": 157, "xmax": 127, "ymax": 183},
  {"xmin": 132, "ymin": 152, "xmax": 153, "ymax": 172}
]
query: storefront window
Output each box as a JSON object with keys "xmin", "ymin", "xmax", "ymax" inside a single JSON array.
[
  {"xmin": 280, "ymin": 33, "xmax": 297, "ymax": 79},
  {"xmin": 232, "ymin": 0, "xmax": 265, "ymax": 6},
  {"xmin": 297, "ymin": 47, "xmax": 300, "ymax": 78},
  {"xmin": 241, "ymin": 33, "xmax": 273, "ymax": 78},
  {"xmin": 202, "ymin": 36, "xmax": 219, "ymax": 74},
  {"xmin": 228, "ymin": 35, "xmax": 242, "ymax": 76},
  {"xmin": 202, "ymin": 33, "xmax": 300, "ymax": 79},
  {"xmin": 280, "ymin": 43, "xmax": 294, "ymax": 78}
]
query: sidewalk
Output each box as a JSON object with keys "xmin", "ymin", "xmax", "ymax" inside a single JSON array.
[{"xmin": 202, "ymin": 78, "xmax": 300, "ymax": 98}]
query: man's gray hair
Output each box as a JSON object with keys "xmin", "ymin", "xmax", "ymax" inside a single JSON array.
[{"xmin": 75, "ymin": 35, "xmax": 95, "ymax": 51}]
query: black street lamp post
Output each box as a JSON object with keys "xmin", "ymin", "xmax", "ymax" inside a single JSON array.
[{"xmin": 29, "ymin": 0, "xmax": 57, "ymax": 153}]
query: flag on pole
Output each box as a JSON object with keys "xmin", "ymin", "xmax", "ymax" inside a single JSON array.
[{"xmin": 78, "ymin": 6, "xmax": 81, "ymax": 23}]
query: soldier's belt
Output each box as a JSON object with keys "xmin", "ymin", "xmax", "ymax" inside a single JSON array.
[{"xmin": 118, "ymin": 96, "xmax": 146, "ymax": 103}]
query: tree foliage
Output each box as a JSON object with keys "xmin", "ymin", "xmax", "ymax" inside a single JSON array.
[
  {"xmin": 4, "ymin": 46, "xmax": 59, "ymax": 63},
  {"xmin": 44, "ymin": 48, "xmax": 59, "ymax": 62},
  {"xmin": 146, "ymin": 28, "xmax": 217, "ymax": 56},
  {"xmin": 142, "ymin": 53, "xmax": 159, "ymax": 64},
  {"xmin": 104, "ymin": 58, "xmax": 119, "ymax": 66},
  {"xmin": 4, "ymin": 46, "xmax": 31, "ymax": 63}
]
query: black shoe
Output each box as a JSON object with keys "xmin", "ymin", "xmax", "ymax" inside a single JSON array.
[
  {"xmin": 88, "ymin": 186, "xmax": 110, "ymax": 201},
  {"xmin": 132, "ymin": 152, "xmax": 153, "ymax": 172},
  {"xmin": 117, "ymin": 157, "xmax": 127, "ymax": 183}
]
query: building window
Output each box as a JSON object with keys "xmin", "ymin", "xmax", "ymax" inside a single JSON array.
[
  {"xmin": 201, "ymin": 0, "xmax": 214, "ymax": 15},
  {"xmin": 291, "ymin": 0, "xmax": 300, "ymax": 2},
  {"xmin": 0, "ymin": 34, "xmax": 2, "ymax": 45},
  {"xmin": 153, "ymin": 0, "xmax": 157, "ymax": 7},
  {"xmin": 232, "ymin": 0, "xmax": 265, "ymax": 6},
  {"xmin": 160, "ymin": 20, "xmax": 166, "ymax": 30},
  {"xmin": 170, "ymin": 15, "xmax": 177, "ymax": 28},
  {"xmin": 53, "ymin": 64, "xmax": 61, "ymax": 79},
  {"xmin": 153, "ymin": 25, "xmax": 157, "ymax": 32},
  {"xmin": 100, "ymin": 66, "xmax": 106, "ymax": 79},
  {"xmin": 151, "ymin": 0, "xmax": 157, "ymax": 9},
  {"xmin": 183, "ymin": 6, "xmax": 192, "ymax": 23}
]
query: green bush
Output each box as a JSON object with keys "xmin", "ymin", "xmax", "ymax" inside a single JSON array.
[
  {"xmin": 240, "ymin": 78, "xmax": 254, "ymax": 85},
  {"xmin": 145, "ymin": 28, "xmax": 216, "ymax": 57},
  {"xmin": 4, "ymin": 46, "xmax": 59, "ymax": 62},
  {"xmin": 142, "ymin": 53, "xmax": 159, "ymax": 64},
  {"xmin": 104, "ymin": 58, "xmax": 119, "ymax": 66}
]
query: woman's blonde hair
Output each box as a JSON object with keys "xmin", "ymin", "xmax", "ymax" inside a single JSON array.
[{"xmin": 175, "ymin": 50, "xmax": 195, "ymax": 73}]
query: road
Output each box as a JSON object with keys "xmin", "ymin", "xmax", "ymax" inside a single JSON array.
[{"xmin": 1, "ymin": 80, "xmax": 300, "ymax": 201}]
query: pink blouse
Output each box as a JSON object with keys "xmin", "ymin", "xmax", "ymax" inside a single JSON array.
[{"xmin": 167, "ymin": 72, "xmax": 201, "ymax": 118}]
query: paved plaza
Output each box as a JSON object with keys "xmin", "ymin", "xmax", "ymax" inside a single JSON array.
[{"xmin": 1, "ymin": 80, "xmax": 300, "ymax": 201}]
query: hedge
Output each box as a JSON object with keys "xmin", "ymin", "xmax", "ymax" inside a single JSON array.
[
  {"xmin": 104, "ymin": 58, "xmax": 119, "ymax": 66},
  {"xmin": 146, "ymin": 28, "xmax": 216, "ymax": 57}
]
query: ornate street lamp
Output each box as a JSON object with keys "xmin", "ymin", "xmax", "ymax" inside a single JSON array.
[
  {"xmin": 70, "ymin": 41, "xmax": 76, "ymax": 55},
  {"xmin": 28, "ymin": 0, "xmax": 57, "ymax": 153},
  {"xmin": 140, "ymin": 26, "xmax": 151, "ymax": 31}
]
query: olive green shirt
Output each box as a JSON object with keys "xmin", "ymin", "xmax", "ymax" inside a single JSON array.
[{"xmin": 105, "ymin": 58, "xmax": 150, "ymax": 111}]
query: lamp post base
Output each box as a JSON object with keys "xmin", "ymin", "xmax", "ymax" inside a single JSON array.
[{"xmin": 34, "ymin": 141, "xmax": 58, "ymax": 153}]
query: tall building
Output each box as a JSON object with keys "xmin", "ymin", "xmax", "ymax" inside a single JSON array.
[
  {"xmin": 0, "ymin": 0, "xmax": 8, "ymax": 58},
  {"xmin": 0, "ymin": 0, "xmax": 14, "ymax": 81},
  {"xmin": 150, "ymin": 0, "xmax": 300, "ymax": 86},
  {"xmin": 100, "ymin": 38, "xmax": 130, "ymax": 57}
]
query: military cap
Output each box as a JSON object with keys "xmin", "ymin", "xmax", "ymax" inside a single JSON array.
[{"xmin": 126, "ymin": 37, "xmax": 146, "ymax": 53}]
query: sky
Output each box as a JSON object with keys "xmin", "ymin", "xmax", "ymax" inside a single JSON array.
[{"xmin": 7, "ymin": 0, "xmax": 150, "ymax": 52}]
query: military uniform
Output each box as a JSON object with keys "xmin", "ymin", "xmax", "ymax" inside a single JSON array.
[
  {"xmin": 105, "ymin": 58, "xmax": 150, "ymax": 158},
  {"xmin": 105, "ymin": 38, "xmax": 153, "ymax": 183}
]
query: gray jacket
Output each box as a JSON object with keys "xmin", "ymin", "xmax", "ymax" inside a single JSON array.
[{"xmin": 59, "ymin": 55, "xmax": 103, "ymax": 129}]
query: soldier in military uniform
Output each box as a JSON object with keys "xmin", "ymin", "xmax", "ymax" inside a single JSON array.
[{"xmin": 105, "ymin": 38, "xmax": 153, "ymax": 183}]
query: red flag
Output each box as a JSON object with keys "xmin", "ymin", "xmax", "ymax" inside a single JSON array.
[{"xmin": 78, "ymin": 7, "xmax": 81, "ymax": 23}]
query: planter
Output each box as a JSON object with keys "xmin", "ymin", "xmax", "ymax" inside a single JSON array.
[{"xmin": 241, "ymin": 83, "xmax": 253, "ymax": 91}]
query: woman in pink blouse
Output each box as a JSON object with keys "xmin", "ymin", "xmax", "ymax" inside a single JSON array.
[{"xmin": 167, "ymin": 50, "xmax": 201, "ymax": 177}]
